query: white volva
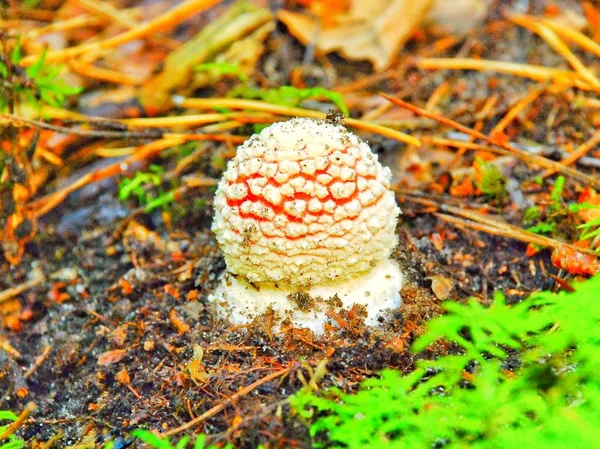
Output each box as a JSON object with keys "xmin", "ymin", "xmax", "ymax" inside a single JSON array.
[{"xmin": 209, "ymin": 118, "xmax": 404, "ymax": 334}]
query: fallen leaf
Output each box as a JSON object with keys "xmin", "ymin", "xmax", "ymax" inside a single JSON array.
[
  {"xmin": 384, "ymin": 336, "xmax": 405, "ymax": 353},
  {"xmin": 116, "ymin": 368, "xmax": 131, "ymax": 385},
  {"xmin": 425, "ymin": 0, "xmax": 489, "ymax": 35},
  {"xmin": 551, "ymin": 244, "xmax": 600, "ymax": 276},
  {"xmin": 169, "ymin": 309, "xmax": 190, "ymax": 334},
  {"xmin": 429, "ymin": 275, "xmax": 454, "ymax": 300},
  {"xmin": 97, "ymin": 349, "xmax": 128, "ymax": 366},
  {"xmin": 278, "ymin": 0, "xmax": 433, "ymax": 71}
]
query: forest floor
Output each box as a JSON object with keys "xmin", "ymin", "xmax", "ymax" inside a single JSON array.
[{"xmin": 1, "ymin": 0, "xmax": 599, "ymax": 447}]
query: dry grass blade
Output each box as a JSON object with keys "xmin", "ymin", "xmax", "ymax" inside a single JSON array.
[
  {"xmin": 68, "ymin": 60, "xmax": 145, "ymax": 85},
  {"xmin": 121, "ymin": 112, "xmax": 273, "ymax": 128},
  {"xmin": 539, "ymin": 17, "xmax": 600, "ymax": 58},
  {"xmin": 510, "ymin": 15, "xmax": 600, "ymax": 87},
  {"xmin": 0, "ymin": 403, "xmax": 36, "ymax": 440},
  {"xmin": 490, "ymin": 87, "xmax": 543, "ymax": 135},
  {"xmin": 20, "ymin": 0, "xmax": 220, "ymax": 66},
  {"xmin": 175, "ymin": 96, "xmax": 421, "ymax": 146},
  {"xmin": 416, "ymin": 57, "xmax": 588, "ymax": 87},
  {"xmin": 381, "ymin": 94, "xmax": 599, "ymax": 187},
  {"xmin": 0, "ymin": 273, "xmax": 45, "ymax": 304},
  {"xmin": 25, "ymin": 14, "xmax": 106, "ymax": 38}
]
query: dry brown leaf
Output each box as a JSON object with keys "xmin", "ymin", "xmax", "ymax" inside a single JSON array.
[
  {"xmin": 97, "ymin": 348, "xmax": 128, "ymax": 365},
  {"xmin": 428, "ymin": 275, "xmax": 454, "ymax": 300},
  {"xmin": 425, "ymin": 0, "xmax": 489, "ymax": 35},
  {"xmin": 278, "ymin": 0, "xmax": 432, "ymax": 71},
  {"xmin": 115, "ymin": 368, "xmax": 131, "ymax": 385}
]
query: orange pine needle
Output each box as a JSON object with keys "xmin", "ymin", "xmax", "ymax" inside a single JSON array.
[
  {"xmin": 510, "ymin": 14, "xmax": 600, "ymax": 87},
  {"xmin": 176, "ymin": 96, "xmax": 422, "ymax": 147},
  {"xmin": 416, "ymin": 57, "xmax": 591, "ymax": 89},
  {"xmin": 540, "ymin": 130, "xmax": 600, "ymax": 179},
  {"xmin": 381, "ymin": 93, "xmax": 599, "ymax": 188},
  {"xmin": 490, "ymin": 87, "xmax": 543, "ymax": 136},
  {"xmin": 20, "ymin": 0, "xmax": 220, "ymax": 66}
]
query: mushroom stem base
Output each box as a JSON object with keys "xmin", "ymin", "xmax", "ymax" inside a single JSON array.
[{"xmin": 208, "ymin": 259, "xmax": 404, "ymax": 335}]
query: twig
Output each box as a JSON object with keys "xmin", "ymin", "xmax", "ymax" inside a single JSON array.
[
  {"xmin": 174, "ymin": 96, "xmax": 422, "ymax": 147},
  {"xmin": 159, "ymin": 364, "xmax": 296, "ymax": 438},
  {"xmin": 1, "ymin": 113, "xmax": 247, "ymax": 143},
  {"xmin": 510, "ymin": 15, "xmax": 600, "ymax": 87},
  {"xmin": 25, "ymin": 345, "xmax": 53, "ymax": 379},
  {"xmin": 539, "ymin": 130, "xmax": 600, "ymax": 179},
  {"xmin": 1, "ymin": 113, "xmax": 162, "ymax": 139},
  {"xmin": 416, "ymin": 57, "xmax": 590, "ymax": 88},
  {"xmin": 381, "ymin": 93, "xmax": 600, "ymax": 187},
  {"xmin": 0, "ymin": 403, "xmax": 36, "ymax": 440},
  {"xmin": 0, "ymin": 274, "xmax": 45, "ymax": 304}
]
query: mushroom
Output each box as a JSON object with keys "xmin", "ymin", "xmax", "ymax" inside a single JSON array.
[{"xmin": 209, "ymin": 117, "xmax": 403, "ymax": 334}]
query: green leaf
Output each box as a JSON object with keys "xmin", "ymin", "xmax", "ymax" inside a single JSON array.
[
  {"xmin": 10, "ymin": 39, "xmax": 22, "ymax": 64},
  {"xmin": 131, "ymin": 429, "xmax": 173, "ymax": 449},
  {"xmin": 25, "ymin": 49, "xmax": 47, "ymax": 79},
  {"xmin": 291, "ymin": 275, "xmax": 600, "ymax": 449},
  {"xmin": 578, "ymin": 217, "xmax": 600, "ymax": 241},
  {"xmin": 195, "ymin": 62, "xmax": 248, "ymax": 82},
  {"xmin": 0, "ymin": 411, "xmax": 18, "ymax": 421},
  {"xmin": 551, "ymin": 175, "xmax": 565, "ymax": 204},
  {"xmin": 229, "ymin": 85, "xmax": 349, "ymax": 115}
]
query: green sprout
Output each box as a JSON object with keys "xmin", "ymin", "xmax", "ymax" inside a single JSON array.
[
  {"xmin": 130, "ymin": 430, "xmax": 233, "ymax": 449},
  {"xmin": 524, "ymin": 176, "xmax": 600, "ymax": 245},
  {"xmin": 474, "ymin": 156, "xmax": 507, "ymax": 202},
  {"xmin": 195, "ymin": 62, "xmax": 248, "ymax": 82},
  {"xmin": 118, "ymin": 165, "xmax": 175, "ymax": 213},
  {"xmin": 1, "ymin": 38, "xmax": 81, "ymax": 112},
  {"xmin": 578, "ymin": 217, "xmax": 600, "ymax": 249},
  {"xmin": 229, "ymin": 85, "xmax": 349, "ymax": 115},
  {"xmin": 0, "ymin": 410, "xmax": 26, "ymax": 449}
]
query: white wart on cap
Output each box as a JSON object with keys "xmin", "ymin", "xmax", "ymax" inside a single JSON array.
[{"xmin": 210, "ymin": 117, "xmax": 403, "ymax": 334}]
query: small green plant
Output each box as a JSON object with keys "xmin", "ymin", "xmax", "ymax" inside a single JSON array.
[
  {"xmin": 118, "ymin": 165, "xmax": 175, "ymax": 213},
  {"xmin": 579, "ymin": 217, "xmax": 600, "ymax": 243},
  {"xmin": 292, "ymin": 275, "xmax": 600, "ymax": 449},
  {"xmin": 0, "ymin": 38, "xmax": 81, "ymax": 112},
  {"xmin": 0, "ymin": 410, "xmax": 26, "ymax": 449},
  {"xmin": 229, "ymin": 85, "xmax": 349, "ymax": 115},
  {"xmin": 195, "ymin": 62, "xmax": 248, "ymax": 82},
  {"xmin": 524, "ymin": 176, "xmax": 600, "ymax": 245},
  {"xmin": 474, "ymin": 156, "xmax": 507, "ymax": 202},
  {"xmin": 131, "ymin": 429, "xmax": 231, "ymax": 449}
]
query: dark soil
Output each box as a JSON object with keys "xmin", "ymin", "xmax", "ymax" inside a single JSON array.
[{"xmin": 0, "ymin": 0, "xmax": 595, "ymax": 447}]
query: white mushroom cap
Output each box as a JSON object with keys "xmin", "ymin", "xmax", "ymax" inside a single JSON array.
[
  {"xmin": 212, "ymin": 117, "xmax": 400, "ymax": 287},
  {"xmin": 209, "ymin": 118, "xmax": 404, "ymax": 334}
]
